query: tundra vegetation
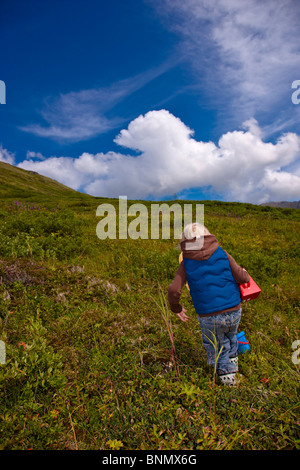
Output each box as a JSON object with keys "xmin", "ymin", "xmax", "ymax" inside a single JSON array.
[{"xmin": 0, "ymin": 162, "xmax": 299, "ymax": 450}]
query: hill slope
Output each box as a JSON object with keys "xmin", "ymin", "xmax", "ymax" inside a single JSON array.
[
  {"xmin": 0, "ymin": 161, "xmax": 92, "ymax": 201},
  {"xmin": 0, "ymin": 162, "xmax": 299, "ymax": 450}
]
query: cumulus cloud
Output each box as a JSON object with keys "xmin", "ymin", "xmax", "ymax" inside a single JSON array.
[{"xmin": 17, "ymin": 109, "xmax": 300, "ymax": 203}]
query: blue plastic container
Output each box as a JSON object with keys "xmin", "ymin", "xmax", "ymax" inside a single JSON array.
[{"xmin": 237, "ymin": 331, "xmax": 250, "ymax": 354}]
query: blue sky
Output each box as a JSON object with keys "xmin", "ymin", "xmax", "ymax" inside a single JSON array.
[{"xmin": 1, "ymin": 0, "xmax": 300, "ymax": 203}]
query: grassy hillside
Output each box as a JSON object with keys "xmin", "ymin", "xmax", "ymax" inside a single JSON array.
[
  {"xmin": 0, "ymin": 166, "xmax": 299, "ymax": 450},
  {"xmin": 0, "ymin": 161, "xmax": 93, "ymax": 202}
]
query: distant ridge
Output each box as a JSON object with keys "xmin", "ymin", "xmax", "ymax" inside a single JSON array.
[{"xmin": 260, "ymin": 201, "xmax": 300, "ymax": 209}]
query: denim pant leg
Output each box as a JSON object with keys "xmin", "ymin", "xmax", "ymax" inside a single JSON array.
[{"xmin": 198, "ymin": 308, "xmax": 242, "ymax": 375}]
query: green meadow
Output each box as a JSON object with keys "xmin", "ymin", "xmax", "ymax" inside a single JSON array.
[{"xmin": 0, "ymin": 161, "xmax": 299, "ymax": 450}]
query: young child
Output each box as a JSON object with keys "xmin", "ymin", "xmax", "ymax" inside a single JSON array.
[{"xmin": 168, "ymin": 223, "xmax": 250, "ymax": 386}]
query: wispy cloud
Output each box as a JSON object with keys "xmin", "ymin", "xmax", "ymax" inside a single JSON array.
[
  {"xmin": 150, "ymin": 0, "xmax": 300, "ymax": 129},
  {"xmin": 26, "ymin": 151, "xmax": 46, "ymax": 161},
  {"xmin": 19, "ymin": 60, "xmax": 178, "ymax": 143},
  {"xmin": 0, "ymin": 145, "xmax": 15, "ymax": 165}
]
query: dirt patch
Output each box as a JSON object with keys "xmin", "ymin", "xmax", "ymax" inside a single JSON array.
[{"xmin": 0, "ymin": 259, "xmax": 46, "ymax": 286}]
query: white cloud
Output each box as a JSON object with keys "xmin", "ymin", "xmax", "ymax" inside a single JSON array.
[
  {"xmin": 150, "ymin": 0, "xmax": 300, "ymax": 127},
  {"xmin": 19, "ymin": 61, "xmax": 178, "ymax": 143},
  {"xmin": 20, "ymin": 88, "xmax": 122, "ymax": 142},
  {"xmin": 17, "ymin": 109, "xmax": 300, "ymax": 203},
  {"xmin": 26, "ymin": 151, "xmax": 46, "ymax": 160},
  {"xmin": 0, "ymin": 145, "xmax": 15, "ymax": 165}
]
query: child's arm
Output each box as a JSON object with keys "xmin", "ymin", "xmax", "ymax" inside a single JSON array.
[
  {"xmin": 168, "ymin": 262, "xmax": 187, "ymax": 314},
  {"xmin": 224, "ymin": 251, "xmax": 250, "ymax": 284}
]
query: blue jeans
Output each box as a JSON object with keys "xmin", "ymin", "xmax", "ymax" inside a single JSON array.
[{"xmin": 197, "ymin": 308, "xmax": 242, "ymax": 375}]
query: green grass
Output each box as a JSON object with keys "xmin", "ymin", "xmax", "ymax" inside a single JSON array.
[{"xmin": 0, "ymin": 166, "xmax": 299, "ymax": 450}]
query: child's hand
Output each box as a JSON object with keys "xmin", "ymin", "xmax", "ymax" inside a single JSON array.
[{"xmin": 177, "ymin": 308, "xmax": 189, "ymax": 322}]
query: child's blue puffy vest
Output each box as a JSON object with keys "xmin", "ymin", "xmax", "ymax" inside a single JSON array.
[{"xmin": 183, "ymin": 246, "xmax": 241, "ymax": 315}]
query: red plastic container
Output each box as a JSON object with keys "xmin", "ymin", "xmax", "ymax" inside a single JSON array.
[{"xmin": 239, "ymin": 275, "xmax": 261, "ymax": 302}]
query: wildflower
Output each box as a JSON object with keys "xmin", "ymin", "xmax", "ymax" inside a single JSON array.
[
  {"xmin": 260, "ymin": 377, "xmax": 270, "ymax": 386},
  {"xmin": 50, "ymin": 409, "xmax": 60, "ymax": 419}
]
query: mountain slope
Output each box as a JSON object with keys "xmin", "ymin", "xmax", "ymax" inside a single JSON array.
[
  {"xmin": 0, "ymin": 161, "xmax": 91, "ymax": 201},
  {"xmin": 0, "ymin": 161, "xmax": 299, "ymax": 450},
  {"xmin": 261, "ymin": 200, "xmax": 300, "ymax": 209}
]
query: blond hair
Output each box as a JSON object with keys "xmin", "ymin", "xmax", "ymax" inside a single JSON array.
[{"xmin": 181, "ymin": 222, "xmax": 210, "ymax": 243}]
